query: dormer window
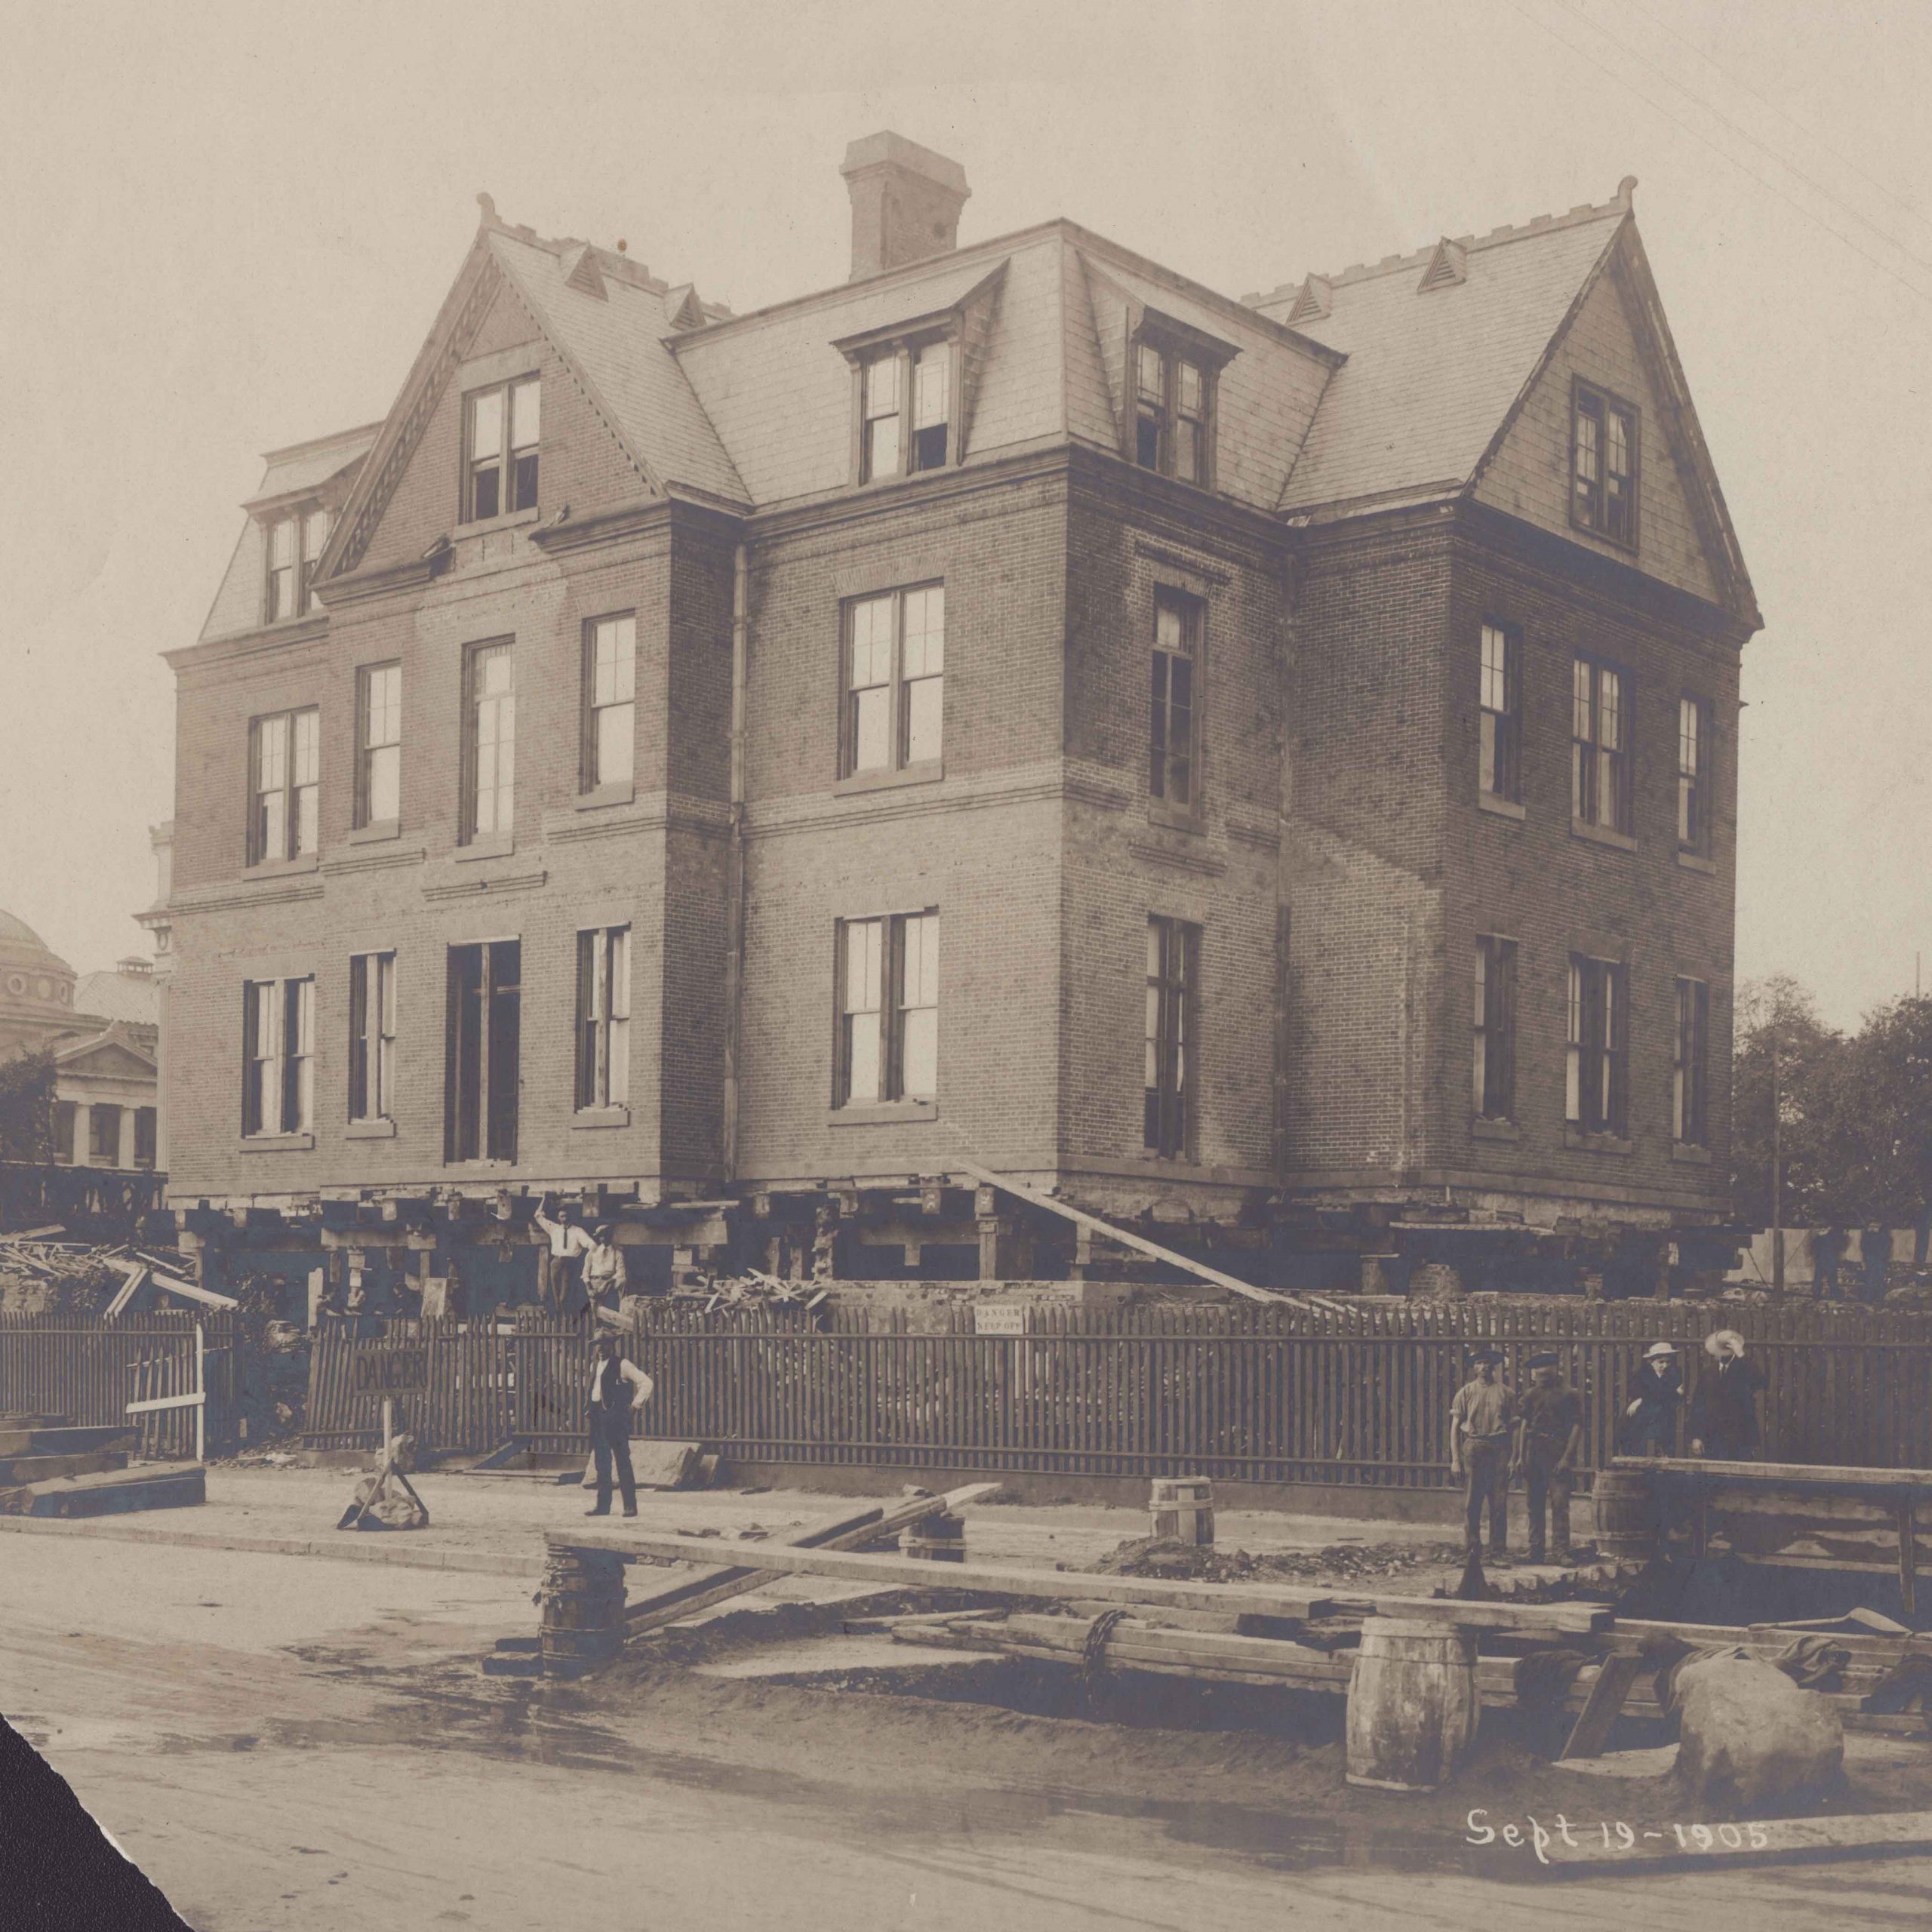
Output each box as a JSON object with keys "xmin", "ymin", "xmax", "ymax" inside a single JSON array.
[
  {"xmin": 1129, "ymin": 321, "xmax": 1229, "ymax": 489},
  {"xmin": 912, "ymin": 343, "xmax": 949, "ymax": 469},
  {"xmin": 264, "ymin": 507, "xmax": 331, "ymax": 623},
  {"xmin": 465, "ymin": 375, "xmax": 540, "ymax": 521},
  {"xmin": 1571, "ymin": 380, "xmax": 1638, "ymax": 548},
  {"xmin": 862, "ymin": 355, "xmax": 901, "ymax": 480},
  {"xmin": 858, "ymin": 338, "xmax": 957, "ymax": 482}
]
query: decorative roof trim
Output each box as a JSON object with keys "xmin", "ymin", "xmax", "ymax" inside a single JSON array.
[
  {"xmin": 1417, "ymin": 238, "xmax": 1467, "ymax": 293},
  {"xmin": 829, "ymin": 259, "xmax": 1009, "ymax": 360}
]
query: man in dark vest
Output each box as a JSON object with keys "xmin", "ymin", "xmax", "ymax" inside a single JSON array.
[
  {"xmin": 585, "ymin": 1330, "xmax": 653, "ymax": 1518},
  {"xmin": 1512, "ymin": 1350, "xmax": 1583, "ymax": 1565},
  {"xmin": 1448, "ymin": 1345, "xmax": 1515, "ymax": 1559},
  {"xmin": 1688, "ymin": 1328, "xmax": 1765, "ymax": 1460}
]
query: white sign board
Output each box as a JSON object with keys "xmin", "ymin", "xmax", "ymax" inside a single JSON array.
[{"xmin": 973, "ymin": 1303, "xmax": 1027, "ymax": 1336}]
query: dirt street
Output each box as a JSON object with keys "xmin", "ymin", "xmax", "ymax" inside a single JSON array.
[{"xmin": 2, "ymin": 1487, "xmax": 1930, "ymax": 1930}]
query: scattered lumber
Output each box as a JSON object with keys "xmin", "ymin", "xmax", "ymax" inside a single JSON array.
[
  {"xmin": 0, "ymin": 1463, "xmax": 205, "ymax": 1518},
  {"xmin": 622, "ymin": 1483, "xmax": 1001, "ymax": 1635},
  {"xmin": 0, "ymin": 1425, "xmax": 136, "ymax": 1459},
  {"xmin": 103, "ymin": 1266, "xmax": 148, "ymax": 1320},
  {"xmin": 2, "ymin": 1226, "xmax": 67, "ymax": 1242},
  {"xmin": 0, "ymin": 1450, "xmax": 128, "ymax": 1487},
  {"xmin": 1536, "ymin": 1807, "xmax": 1932, "ymax": 1876}
]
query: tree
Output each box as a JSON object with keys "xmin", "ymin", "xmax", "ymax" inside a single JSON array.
[
  {"xmin": 1841, "ymin": 995, "xmax": 1932, "ymax": 1245},
  {"xmin": 0, "ymin": 1049, "xmax": 56, "ymax": 1164},
  {"xmin": 1729, "ymin": 977, "xmax": 1853, "ymax": 1229}
]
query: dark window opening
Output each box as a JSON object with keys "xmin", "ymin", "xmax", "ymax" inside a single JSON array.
[
  {"xmin": 1567, "ymin": 955, "xmax": 1627, "ymax": 1137},
  {"xmin": 911, "ymin": 342, "xmax": 949, "ymax": 471},
  {"xmin": 1478, "ymin": 622, "xmax": 1521, "ymax": 803},
  {"xmin": 133, "ymin": 1106, "xmax": 158, "ymax": 1170},
  {"xmin": 1134, "ymin": 340, "xmax": 1213, "ymax": 487},
  {"xmin": 1144, "ymin": 915, "xmax": 1199, "ymax": 1158},
  {"xmin": 1149, "ymin": 589, "xmax": 1201, "ymax": 808},
  {"xmin": 349, "ymin": 951, "xmax": 397, "ymax": 1123},
  {"xmin": 1473, "ymin": 936, "xmax": 1517, "ymax": 1121},
  {"xmin": 51, "ymin": 1100, "xmax": 75, "ymax": 1165},
  {"xmin": 445, "ymin": 940, "xmax": 520, "ymax": 1163},
  {"xmin": 1572, "ymin": 382, "xmax": 1638, "ymax": 546},
  {"xmin": 88, "ymin": 1105, "xmax": 122, "ymax": 1166},
  {"xmin": 1675, "ymin": 977, "xmax": 1710, "ymax": 1146}
]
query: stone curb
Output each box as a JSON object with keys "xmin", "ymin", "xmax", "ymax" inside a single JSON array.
[{"xmin": 0, "ymin": 1514, "xmax": 546, "ymax": 1577}]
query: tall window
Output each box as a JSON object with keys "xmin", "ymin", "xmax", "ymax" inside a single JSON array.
[
  {"xmin": 835, "ymin": 912, "xmax": 939, "ymax": 1106},
  {"xmin": 445, "ymin": 940, "xmax": 519, "ymax": 1162},
  {"xmin": 860, "ymin": 355, "xmax": 901, "ymax": 482},
  {"xmin": 465, "ymin": 375, "xmax": 540, "ymax": 521},
  {"xmin": 1134, "ymin": 339, "xmax": 1214, "ymax": 485},
  {"xmin": 242, "ymin": 976, "xmax": 315, "ymax": 1137},
  {"xmin": 1571, "ymin": 656, "xmax": 1631, "ymax": 833},
  {"xmin": 1678, "ymin": 694, "xmax": 1712, "ymax": 854},
  {"xmin": 1478, "ymin": 623, "xmax": 1521, "ymax": 803},
  {"xmin": 348, "ymin": 951, "xmax": 398, "ymax": 1123},
  {"xmin": 583, "ymin": 615, "xmax": 636, "ymax": 790},
  {"xmin": 1472, "ymin": 937, "xmax": 1518, "ymax": 1121},
  {"xmin": 1566, "ymin": 955, "xmax": 1627, "ymax": 1137},
  {"xmin": 51, "ymin": 1100, "xmax": 75, "ymax": 1165},
  {"xmin": 1573, "ymin": 383, "xmax": 1638, "ymax": 546},
  {"xmin": 1149, "ymin": 589, "xmax": 1201, "ymax": 808},
  {"xmin": 1674, "ymin": 977, "xmax": 1710, "ymax": 1146},
  {"xmin": 843, "ymin": 585, "xmax": 943, "ymax": 775},
  {"xmin": 300, "ymin": 509, "xmax": 331, "ymax": 614},
  {"xmin": 575, "ymin": 925, "xmax": 632, "ymax": 1110},
  {"xmin": 267, "ymin": 517, "xmax": 297, "ymax": 622},
  {"xmin": 133, "ymin": 1108, "xmax": 157, "ymax": 1170},
  {"xmin": 356, "ymin": 663, "xmax": 402, "ymax": 826},
  {"xmin": 911, "ymin": 342, "xmax": 950, "ymax": 470},
  {"xmin": 89, "ymin": 1106, "xmax": 122, "ymax": 1166},
  {"xmin": 248, "ymin": 708, "xmax": 320, "ymax": 865},
  {"xmin": 463, "ymin": 641, "xmax": 515, "ymax": 841},
  {"xmin": 1144, "ymin": 915, "xmax": 1199, "ymax": 1158}
]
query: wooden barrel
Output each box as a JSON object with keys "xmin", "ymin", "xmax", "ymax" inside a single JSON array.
[
  {"xmin": 1592, "ymin": 1467, "xmax": 1657, "ymax": 1561},
  {"xmin": 1344, "ymin": 1618, "xmax": 1479, "ymax": 1792},
  {"xmin": 1150, "ymin": 1478, "xmax": 1216, "ymax": 1547}
]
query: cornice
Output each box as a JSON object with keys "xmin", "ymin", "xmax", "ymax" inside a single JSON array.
[
  {"xmin": 314, "ymin": 548, "xmax": 454, "ymax": 612},
  {"xmin": 166, "ymin": 616, "xmax": 329, "ymax": 674}
]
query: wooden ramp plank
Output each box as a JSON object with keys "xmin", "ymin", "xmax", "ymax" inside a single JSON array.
[{"xmin": 1558, "ymin": 1651, "xmax": 1644, "ymax": 1759}]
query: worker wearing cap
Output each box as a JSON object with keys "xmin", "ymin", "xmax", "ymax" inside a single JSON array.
[
  {"xmin": 584, "ymin": 1329, "xmax": 653, "ymax": 1518},
  {"xmin": 582, "ymin": 1223, "xmax": 629, "ymax": 1320},
  {"xmin": 1622, "ymin": 1340, "xmax": 1683, "ymax": 1455},
  {"xmin": 1512, "ymin": 1350, "xmax": 1583, "ymax": 1564},
  {"xmin": 1448, "ymin": 1346, "xmax": 1515, "ymax": 1558}
]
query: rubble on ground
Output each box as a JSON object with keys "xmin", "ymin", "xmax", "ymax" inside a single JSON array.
[{"xmin": 1090, "ymin": 1535, "xmax": 1469, "ymax": 1584}]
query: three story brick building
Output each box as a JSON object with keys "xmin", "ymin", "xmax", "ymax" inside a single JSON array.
[{"xmin": 159, "ymin": 137, "xmax": 1758, "ymax": 1298}]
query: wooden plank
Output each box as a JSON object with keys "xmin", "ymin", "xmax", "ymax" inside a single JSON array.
[
  {"xmin": 1614, "ymin": 1454, "xmax": 1932, "ymax": 1489},
  {"xmin": 559, "ymin": 1529, "xmax": 1607, "ymax": 1632},
  {"xmin": 149, "ymin": 1273, "xmax": 241, "ymax": 1311},
  {"xmin": 1536, "ymin": 1807, "xmax": 1932, "ymax": 1876},
  {"xmin": 1557, "ymin": 1650, "xmax": 1644, "ymax": 1760},
  {"xmin": 126, "ymin": 1392, "xmax": 205, "ymax": 1414}
]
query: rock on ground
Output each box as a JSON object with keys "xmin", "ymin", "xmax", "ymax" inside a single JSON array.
[{"xmin": 1673, "ymin": 1651, "xmax": 1844, "ymax": 1814}]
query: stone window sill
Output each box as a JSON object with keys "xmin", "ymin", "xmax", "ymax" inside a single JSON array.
[
  {"xmin": 1478, "ymin": 793, "xmax": 1526, "ymax": 822},
  {"xmin": 348, "ymin": 819, "xmax": 401, "ymax": 845},
  {"xmin": 1676, "ymin": 849, "xmax": 1717, "ymax": 875},
  {"xmin": 243, "ymin": 853, "xmax": 320, "ymax": 881},
  {"xmin": 826, "ymin": 1099, "xmax": 938, "ymax": 1126},
  {"xmin": 574, "ymin": 782, "xmax": 635, "ymax": 812},
  {"xmin": 1571, "ymin": 817, "xmax": 1636, "ymax": 853},
  {"xmin": 832, "ymin": 760, "xmax": 943, "ymax": 798},
  {"xmin": 1470, "ymin": 1116, "xmax": 1521, "ymax": 1143},
  {"xmin": 573, "ymin": 1106, "xmax": 631, "ymax": 1130},
  {"xmin": 454, "ymin": 505, "xmax": 542, "ymax": 540},
  {"xmin": 241, "ymin": 1132, "xmax": 315, "ymax": 1153},
  {"xmin": 456, "ymin": 832, "xmax": 515, "ymax": 862},
  {"xmin": 1147, "ymin": 796, "xmax": 1206, "ymax": 835},
  {"xmin": 1563, "ymin": 1126, "xmax": 1633, "ymax": 1155},
  {"xmin": 345, "ymin": 1118, "xmax": 396, "ymax": 1140},
  {"xmin": 1672, "ymin": 1141, "xmax": 1714, "ymax": 1165}
]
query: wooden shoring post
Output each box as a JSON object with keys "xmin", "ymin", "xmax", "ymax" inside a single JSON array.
[{"xmin": 1900, "ymin": 1491, "xmax": 1918, "ymax": 1626}]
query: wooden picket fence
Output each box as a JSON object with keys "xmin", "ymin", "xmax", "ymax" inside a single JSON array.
[
  {"xmin": 303, "ymin": 1299, "xmax": 1932, "ymax": 1484},
  {"xmin": 0, "ymin": 1312, "xmax": 237, "ymax": 1459}
]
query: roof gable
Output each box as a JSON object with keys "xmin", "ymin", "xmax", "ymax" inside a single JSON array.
[{"xmin": 54, "ymin": 1025, "xmax": 155, "ymax": 1081}]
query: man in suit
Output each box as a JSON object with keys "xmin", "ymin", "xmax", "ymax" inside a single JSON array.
[
  {"xmin": 1448, "ymin": 1345, "xmax": 1515, "ymax": 1558},
  {"xmin": 1689, "ymin": 1328, "xmax": 1765, "ymax": 1460}
]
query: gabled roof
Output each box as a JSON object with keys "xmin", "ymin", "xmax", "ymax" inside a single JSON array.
[
  {"xmin": 72, "ymin": 968, "xmax": 158, "ymax": 1029},
  {"xmin": 51, "ymin": 1021, "xmax": 156, "ymax": 1078}
]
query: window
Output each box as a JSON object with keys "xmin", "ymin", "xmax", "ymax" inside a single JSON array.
[
  {"xmin": 1149, "ymin": 589, "xmax": 1201, "ymax": 808},
  {"xmin": 445, "ymin": 940, "xmax": 519, "ymax": 1162},
  {"xmin": 1472, "ymin": 937, "xmax": 1517, "ymax": 1121},
  {"xmin": 51, "ymin": 1100, "xmax": 75, "ymax": 1165},
  {"xmin": 1678, "ymin": 694, "xmax": 1712, "ymax": 854},
  {"xmin": 1572, "ymin": 382, "xmax": 1638, "ymax": 546},
  {"xmin": 464, "ymin": 375, "xmax": 540, "ymax": 521},
  {"xmin": 463, "ymin": 641, "xmax": 515, "ymax": 842},
  {"xmin": 1144, "ymin": 915, "xmax": 1199, "ymax": 1158},
  {"xmin": 842, "ymin": 585, "xmax": 943, "ymax": 776},
  {"xmin": 248, "ymin": 708, "xmax": 320, "ymax": 865},
  {"xmin": 575, "ymin": 925, "xmax": 632, "ymax": 1110},
  {"xmin": 1478, "ymin": 623, "xmax": 1521, "ymax": 803},
  {"xmin": 1134, "ymin": 337, "xmax": 1216, "ymax": 487},
  {"xmin": 860, "ymin": 355, "xmax": 901, "ymax": 482},
  {"xmin": 266, "ymin": 518, "xmax": 296, "ymax": 622},
  {"xmin": 89, "ymin": 1105, "xmax": 122, "ymax": 1166},
  {"xmin": 349, "ymin": 951, "xmax": 398, "ymax": 1123},
  {"xmin": 242, "ymin": 976, "xmax": 315, "ymax": 1137},
  {"xmin": 583, "ymin": 616, "xmax": 636, "ymax": 791},
  {"xmin": 834, "ymin": 912, "xmax": 939, "ymax": 1106},
  {"xmin": 132, "ymin": 1107, "xmax": 157, "ymax": 1170},
  {"xmin": 265, "ymin": 507, "xmax": 331, "ymax": 622},
  {"xmin": 855, "ymin": 339, "xmax": 955, "ymax": 483},
  {"xmin": 300, "ymin": 509, "xmax": 331, "ymax": 614},
  {"xmin": 356, "ymin": 663, "xmax": 401, "ymax": 827},
  {"xmin": 911, "ymin": 342, "xmax": 950, "ymax": 470},
  {"xmin": 1566, "ymin": 955, "xmax": 1627, "ymax": 1137},
  {"xmin": 1571, "ymin": 657, "xmax": 1631, "ymax": 833},
  {"xmin": 1674, "ymin": 977, "xmax": 1710, "ymax": 1146}
]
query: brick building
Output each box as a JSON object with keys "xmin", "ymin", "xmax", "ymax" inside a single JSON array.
[{"xmin": 158, "ymin": 137, "xmax": 1758, "ymax": 1298}]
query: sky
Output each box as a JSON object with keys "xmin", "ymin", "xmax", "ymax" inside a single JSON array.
[{"xmin": 1, "ymin": 0, "xmax": 1927, "ymax": 1028}]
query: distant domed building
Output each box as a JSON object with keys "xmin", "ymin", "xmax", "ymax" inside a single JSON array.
[{"xmin": 0, "ymin": 909, "xmax": 158, "ymax": 1171}]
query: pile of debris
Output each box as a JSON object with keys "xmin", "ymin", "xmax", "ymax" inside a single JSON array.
[
  {"xmin": 0, "ymin": 1228, "xmax": 233, "ymax": 1321},
  {"xmin": 1091, "ymin": 1535, "xmax": 1469, "ymax": 1586}
]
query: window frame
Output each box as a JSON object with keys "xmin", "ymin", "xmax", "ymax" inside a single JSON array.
[
  {"xmin": 1674, "ymin": 975, "xmax": 1711, "ymax": 1148},
  {"xmin": 832, "ymin": 910, "xmax": 940, "ymax": 1109},
  {"xmin": 1130, "ymin": 328, "xmax": 1223, "ymax": 491},
  {"xmin": 88, "ymin": 1104, "xmax": 122, "ymax": 1167},
  {"xmin": 461, "ymin": 373, "xmax": 541, "ymax": 524},
  {"xmin": 132, "ymin": 1107, "xmax": 157, "ymax": 1170},
  {"xmin": 1571, "ymin": 654, "xmax": 1633, "ymax": 835},
  {"xmin": 853, "ymin": 332, "xmax": 961, "ymax": 485},
  {"xmin": 460, "ymin": 638, "xmax": 516, "ymax": 846},
  {"xmin": 1678, "ymin": 692, "xmax": 1713, "ymax": 857},
  {"xmin": 1472, "ymin": 934, "xmax": 1518, "ymax": 1123},
  {"xmin": 355, "ymin": 661, "xmax": 402, "ymax": 829},
  {"xmin": 444, "ymin": 939, "xmax": 520, "ymax": 1163},
  {"xmin": 581, "ymin": 614, "xmax": 638, "ymax": 795},
  {"xmin": 1149, "ymin": 587, "xmax": 1204, "ymax": 814},
  {"xmin": 1565, "ymin": 954, "xmax": 1629, "ymax": 1139},
  {"xmin": 348, "ymin": 950, "xmax": 398, "ymax": 1124},
  {"xmin": 242, "ymin": 975, "xmax": 315, "ymax": 1138},
  {"xmin": 1144, "ymin": 915, "xmax": 1201, "ymax": 1160},
  {"xmin": 839, "ymin": 583, "xmax": 945, "ymax": 779},
  {"xmin": 1478, "ymin": 621, "xmax": 1522, "ymax": 805},
  {"xmin": 575, "ymin": 924, "xmax": 632, "ymax": 1112},
  {"xmin": 1570, "ymin": 379, "xmax": 1640, "ymax": 549},
  {"xmin": 247, "ymin": 706, "xmax": 321, "ymax": 867}
]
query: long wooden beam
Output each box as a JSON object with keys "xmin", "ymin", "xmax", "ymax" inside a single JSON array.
[
  {"xmin": 1614, "ymin": 1454, "xmax": 1932, "ymax": 1490},
  {"xmin": 549, "ymin": 1527, "xmax": 1610, "ymax": 1632}
]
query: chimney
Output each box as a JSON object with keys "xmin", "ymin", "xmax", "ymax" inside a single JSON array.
[{"xmin": 840, "ymin": 131, "xmax": 971, "ymax": 282}]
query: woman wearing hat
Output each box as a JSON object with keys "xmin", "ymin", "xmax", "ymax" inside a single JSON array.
[
  {"xmin": 1622, "ymin": 1341, "xmax": 1683, "ymax": 1456},
  {"xmin": 1687, "ymin": 1329, "xmax": 1765, "ymax": 1460}
]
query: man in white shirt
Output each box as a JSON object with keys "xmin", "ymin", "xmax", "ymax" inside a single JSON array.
[
  {"xmin": 534, "ymin": 1194, "xmax": 595, "ymax": 1315},
  {"xmin": 585, "ymin": 1330, "xmax": 653, "ymax": 1517},
  {"xmin": 583, "ymin": 1223, "xmax": 629, "ymax": 1318}
]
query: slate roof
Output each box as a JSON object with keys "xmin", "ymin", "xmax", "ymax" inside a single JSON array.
[
  {"xmin": 1256, "ymin": 201, "xmax": 1626, "ymax": 515},
  {"xmin": 72, "ymin": 968, "xmax": 159, "ymax": 1028}
]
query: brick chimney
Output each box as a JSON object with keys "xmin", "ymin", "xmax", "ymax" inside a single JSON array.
[{"xmin": 840, "ymin": 132, "xmax": 970, "ymax": 282}]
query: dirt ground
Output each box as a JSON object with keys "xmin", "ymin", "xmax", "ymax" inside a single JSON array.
[{"xmin": 5, "ymin": 1470, "xmax": 1932, "ymax": 1930}]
